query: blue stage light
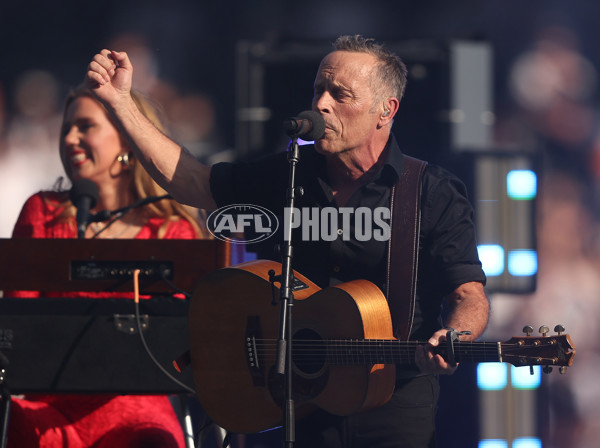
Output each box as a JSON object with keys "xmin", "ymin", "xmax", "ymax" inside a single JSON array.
[
  {"xmin": 507, "ymin": 170, "xmax": 537, "ymax": 200},
  {"xmin": 513, "ymin": 437, "xmax": 542, "ymax": 448},
  {"xmin": 477, "ymin": 363, "xmax": 508, "ymax": 390},
  {"xmin": 508, "ymin": 250, "xmax": 538, "ymax": 276},
  {"xmin": 479, "ymin": 440, "xmax": 508, "ymax": 448},
  {"xmin": 511, "ymin": 365, "xmax": 541, "ymax": 389},
  {"xmin": 477, "ymin": 244, "xmax": 505, "ymax": 276}
]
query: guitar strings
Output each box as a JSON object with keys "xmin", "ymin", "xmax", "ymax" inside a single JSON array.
[{"xmin": 247, "ymin": 339, "xmax": 565, "ymax": 365}]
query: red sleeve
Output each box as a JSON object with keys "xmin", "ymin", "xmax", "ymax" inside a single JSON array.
[
  {"xmin": 8, "ymin": 192, "xmax": 70, "ymax": 298},
  {"xmin": 12, "ymin": 192, "xmax": 72, "ymax": 239},
  {"xmin": 12, "ymin": 193, "xmax": 46, "ymax": 238}
]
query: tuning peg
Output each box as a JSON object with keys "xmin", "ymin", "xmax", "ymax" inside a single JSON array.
[
  {"xmin": 559, "ymin": 366, "xmax": 568, "ymax": 374},
  {"xmin": 543, "ymin": 366, "xmax": 553, "ymax": 374},
  {"xmin": 554, "ymin": 324, "xmax": 565, "ymax": 335},
  {"xmin": 523, "ymin": 325, "xmax": 534, "ymax": 336},
  {"xmin": 539, "ymin": 325, "xmax": 549, "ymax": 336}
]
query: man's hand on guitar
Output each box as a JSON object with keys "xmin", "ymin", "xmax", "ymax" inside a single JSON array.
[{"xmin": 415, "ymin": 329, "xmax": 458, "ymax": 375}]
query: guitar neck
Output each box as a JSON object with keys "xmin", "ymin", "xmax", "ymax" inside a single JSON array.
[{"xmin": 319, "ymin": 339, "xmax": 501, "ymax": 366}]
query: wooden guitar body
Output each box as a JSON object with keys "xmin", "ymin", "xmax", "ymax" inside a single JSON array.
[{"xmin": 188, "ymin": 260, "xmax": 396, "ymax": 434}]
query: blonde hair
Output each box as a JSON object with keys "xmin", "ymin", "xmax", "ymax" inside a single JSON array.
[{"xmin": 56, "ymin": 85, "xmax": 206, "ymax": 238}]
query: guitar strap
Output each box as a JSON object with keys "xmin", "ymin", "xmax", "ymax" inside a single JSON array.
[{"xmin": 386, "ymin": 155, "xmax": 427, "ymax": 341}]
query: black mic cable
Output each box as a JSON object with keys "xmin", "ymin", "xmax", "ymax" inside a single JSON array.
[{"xmin": 89, "ymin": 194, "xmax": 172, "ymax": 239}]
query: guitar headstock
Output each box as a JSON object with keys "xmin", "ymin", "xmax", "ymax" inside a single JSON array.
[{"xmin": 501, "ymin": 324, "xmax": 575, "ymax": 374}]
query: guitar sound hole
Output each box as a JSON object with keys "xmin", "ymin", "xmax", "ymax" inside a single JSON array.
[{"xmin": 293, "ymin": 328, "xmax": 325, "ymax": 375}]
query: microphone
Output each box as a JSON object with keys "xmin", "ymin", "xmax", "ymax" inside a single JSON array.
[
  {"xmin": 283, "ymin": 110, "xmax": 326, "ymax": 141},
  {"xmin": 69, "ymin": 178, "xmax": 99, "ymax": 239}
]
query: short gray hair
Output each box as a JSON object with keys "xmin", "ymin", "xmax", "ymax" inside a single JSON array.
[{"xmin": 333, "ymin": 35, "xmax": 408, "ymax": 102}]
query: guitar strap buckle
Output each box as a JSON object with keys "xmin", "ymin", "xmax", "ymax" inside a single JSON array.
[{"xmin": 445, "ymin": 328, "xmax": 472, "ymax": 367}]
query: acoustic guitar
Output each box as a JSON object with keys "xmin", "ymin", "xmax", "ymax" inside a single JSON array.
[{"xmin": 188, "ymin": 260, "xmax": 575, "ymax": 434}]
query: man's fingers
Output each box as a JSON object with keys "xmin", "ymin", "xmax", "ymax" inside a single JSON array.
[
  {"xmin": 94, "ymin": 51, "xmax": 117, "ymax": 71},
  {"xmin": 109, "ymin": 50, "xmax": 131, "ymax": 69},
  {"xmin": 415, "ymin": 344, "xmax": 458, "ymax": 375},
  {"xmin": 84, "ymin": 49, "xmax": 133, "ymax": 105},
  {"xmin": 88, "ymin": 59, "xmax": 113, "ymax": 85},
  {"xmin": 87, "ymin": 49, "xmax": 132, "ymax": 88},
  {"xmin": 415, "ymin": 345, "xmax": 432, "ymax": 369},
  {"xmin": 86, "ymin": 69, "xmax": 107, "ymax": 87},
  {"xmin": 85, "ymin": 56, "xmax": 111, "ymax": 88}
]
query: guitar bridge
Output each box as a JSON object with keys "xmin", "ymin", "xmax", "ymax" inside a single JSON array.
[{"xmin": 245, "ymin": 316, "xmax": 265, "ymax": 386}]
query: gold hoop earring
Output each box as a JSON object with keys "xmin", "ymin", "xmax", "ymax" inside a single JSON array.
[{"xmin": 117, "ymin": 153, "xmax": 130, "ymax": 167}]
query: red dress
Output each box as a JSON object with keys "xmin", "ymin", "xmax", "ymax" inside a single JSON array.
[{"xmin": 7, "ymin": 192, "xmax": 194, "ymax": 448}]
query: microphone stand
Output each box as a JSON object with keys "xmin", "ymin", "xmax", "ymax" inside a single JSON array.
[{"xmin": 272, "ymin": 137, "xmax": 302, "ymax": 448}]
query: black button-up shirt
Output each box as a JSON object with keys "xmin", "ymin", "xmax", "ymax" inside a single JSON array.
[{"xmin": 210, "ymin": 135, "xmax": 485, "ymax": 339}]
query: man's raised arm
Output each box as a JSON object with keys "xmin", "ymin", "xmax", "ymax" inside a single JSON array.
[{"xmin": 86, "ymin": 49, "xmax": 217, "ymax": 210}]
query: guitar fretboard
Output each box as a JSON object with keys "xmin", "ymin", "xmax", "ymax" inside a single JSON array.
[{"xmin": 280, "ymin": 339, "xmax": 502, "ymax": 366}]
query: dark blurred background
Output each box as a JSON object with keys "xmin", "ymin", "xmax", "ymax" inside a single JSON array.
[
  {"xmin": 1, "ymin": 1, "xmax": 599, "ymax": 447},
  {"xmin": 1, "ymin": 0, "xmax": 598, "ymax": 153}
]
